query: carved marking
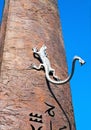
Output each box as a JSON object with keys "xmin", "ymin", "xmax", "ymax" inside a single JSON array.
[
  {"xmin": 45, "ymin": 102, "xmax": 55, "ymax": 117},
  {"xmin": 29, "ymin": 113, "xmax": 43, "ymax": 123},
  {"xmin": 31, "ymin": 124, "xmax": 43, "ymax": 130},
  {"xmin": 50, "ymin": 120, "xmax": 67, "ymax": 130},
  {"xmin": 50, "ymin": 121, "xmax": 52, "ymax": 130}
]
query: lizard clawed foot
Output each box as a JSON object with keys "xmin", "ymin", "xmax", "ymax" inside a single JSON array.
[
  {"xmin": 53, "ymin": 76, "xmax": 60, "ymax": 81},
  {"xmin": 27, "ymin": 63, "xmax": 36, "ymax": 70},
  {"xmin": 31, "ymin": 63, "xmax": 37, "ymax": 69}
]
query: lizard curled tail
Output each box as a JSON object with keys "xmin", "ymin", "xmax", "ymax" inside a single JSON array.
[{"xmin": 45, "ymin": 56, "xmax": 85, "ymax": 85}]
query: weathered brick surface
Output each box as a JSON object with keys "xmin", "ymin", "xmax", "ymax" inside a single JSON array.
[{"xmin": 0, "ymin": 0, "xmax": 76, "ymax": 129}]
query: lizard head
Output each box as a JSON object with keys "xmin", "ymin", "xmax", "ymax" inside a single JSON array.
[
  {"xmin": 42, "ymin": 44, "xmax": 47, "ymax": 50},
  {"xmin": 40, "ymin": 44, "xmax": 48, "ymax": 57}
]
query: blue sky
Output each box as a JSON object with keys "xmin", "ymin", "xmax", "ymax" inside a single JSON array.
[
  {"xmin": 0, "ymin": 0, "xmax": 4, "ymax": 23},
  {"xmin": 0, "ymin": 0, "xmax": 91, "ymax": 130},
  {"xmin": 58, "ymin": 0, "xmax": 91, "ymax": 130}
]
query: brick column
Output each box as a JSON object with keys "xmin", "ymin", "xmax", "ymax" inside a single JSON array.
[{"xmin": 0, "ymin": 0, "xmax": 76, "ymax": 129}]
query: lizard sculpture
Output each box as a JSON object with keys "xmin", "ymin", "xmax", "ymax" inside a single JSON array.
[{"xmin": 28, "ymin": 45, "xmax": 85, "ymax": 85}]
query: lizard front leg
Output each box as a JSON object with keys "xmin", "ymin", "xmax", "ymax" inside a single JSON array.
[{"xmin": 30, "ymin": 63, "xmax": 44, "ymax": 70}]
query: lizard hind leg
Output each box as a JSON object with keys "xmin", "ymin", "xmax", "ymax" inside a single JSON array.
[{"xmin": 50, "ymin": 69, "xmax": 60, "ymax": 81}]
